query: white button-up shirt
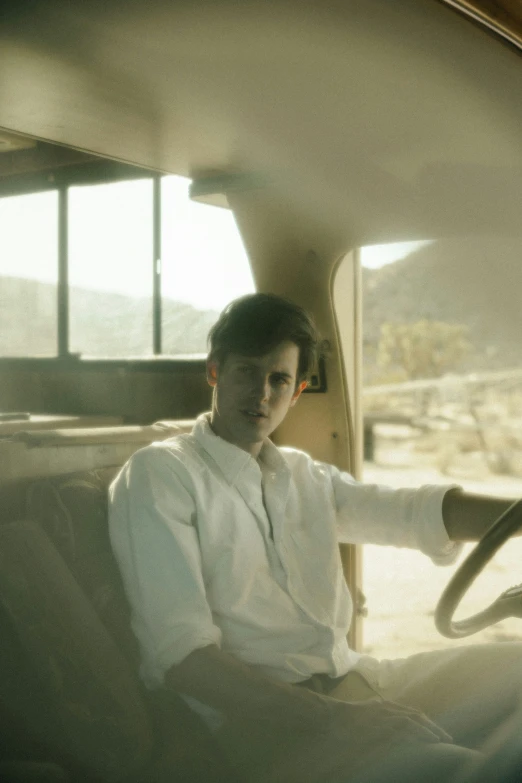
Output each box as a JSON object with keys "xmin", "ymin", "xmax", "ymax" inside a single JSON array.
[{"xmin": 109, "ymin": 413, "xmax": 460, "ymax": 690}]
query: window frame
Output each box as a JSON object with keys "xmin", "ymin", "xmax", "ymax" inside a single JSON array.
[{"xmin": 0, "ymin": 168, "xmax": 234, "ymax": 364}]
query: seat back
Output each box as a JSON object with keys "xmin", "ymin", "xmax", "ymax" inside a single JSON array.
[
  {"xmin": 0, "ymin": 516, "xmax": 153, "ymax": 781},
  {"xmin": 0, "ymin": 421, "xmax": 238, "ymax": 782},
  {"xmin": 0, "ymin": 420, "xmax": 195, "ymax": 523},
  {"xmin": 0, "ymin": 414, "xmax": 124, "ymax": 438}
]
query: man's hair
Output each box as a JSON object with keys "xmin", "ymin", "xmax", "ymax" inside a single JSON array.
[{"xmin": 208, "ymin": 293, "xmax": 318, "ymax": 383}]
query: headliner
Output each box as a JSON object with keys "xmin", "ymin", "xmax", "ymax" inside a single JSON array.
[{"xmin": 0, "ymin": 0, "xmax": 520, "ymax": 245}]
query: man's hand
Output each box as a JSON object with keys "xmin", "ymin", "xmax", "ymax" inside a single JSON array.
[{"xmin": 443, "ymin": 488, "xmax": 516, "ymax": 541}]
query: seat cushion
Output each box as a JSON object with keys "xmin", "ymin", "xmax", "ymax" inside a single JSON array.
[
  {"xmin": 0, "ymin": 520, "xmax": 153, "ymax": 781},
  {"xmin": 25, "ymin": 468, "xmax": 141, "ymax": 668},
  {"xmin": 0, "ymin": 761, "xmax": 70, "ymax": 782},
  {"xmin": 20, "ymin": 468, "xmax": 240, "ymax": 783}
]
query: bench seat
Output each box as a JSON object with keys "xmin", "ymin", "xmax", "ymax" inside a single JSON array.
[{"xmin": 0, "ymin": 421, "xmax": 240, "ymax": 782}]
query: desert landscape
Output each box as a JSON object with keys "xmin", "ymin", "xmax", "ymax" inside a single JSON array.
[
  {"xmin": 359, "ymin": 235, "xmax": 522, "ymax": 660},
  {"xmin": 361, "ymin": 427, "xmax": 522, "ymax": 660}
]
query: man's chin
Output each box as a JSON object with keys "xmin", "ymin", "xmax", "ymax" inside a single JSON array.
[{"xmin": 238, "ymin": 412, "xmax": 273, "ymax": 439}]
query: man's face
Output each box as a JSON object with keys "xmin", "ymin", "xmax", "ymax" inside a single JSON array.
[{"xmin": 207, "ymin": 340, "xmax": 306, "ymax": 457}]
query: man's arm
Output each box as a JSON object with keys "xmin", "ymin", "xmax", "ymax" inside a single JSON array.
[
  {"xmin": 165, "ymin": 643, "xmax": 327, "ymax": 730},
  {"xmin": 443, "ymin": 488, "xmax": 517, "ymax": 541}
]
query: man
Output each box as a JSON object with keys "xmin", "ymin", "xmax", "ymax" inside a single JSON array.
[{"xmin": 109, "ymin": 293, "xmax": 522, "ymax": 783}]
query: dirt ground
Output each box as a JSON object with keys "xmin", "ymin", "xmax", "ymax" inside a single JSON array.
[{"xmin": 361, "ymin": 436, "xmax": 522, "ymax": 660}]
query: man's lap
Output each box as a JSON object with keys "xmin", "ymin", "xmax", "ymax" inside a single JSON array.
[
  {"xmin": 217, "ymin": 714, "xmax": 479, "ymax": 783},
  {"xmin": 278, "ymin": 642, "xmax": 522, "ymax": 781},
  {"xmin": 215, "ymin": 643, "xmax": 522, "ymax": 782},
  {"xmin": 351, "ymin": 641, "xmax": 522, "ymax": 748}
]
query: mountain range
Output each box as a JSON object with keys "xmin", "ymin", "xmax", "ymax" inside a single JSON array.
[
  {"xmin": 2, "ymin": 234, "xmax": 522, "ymax": 378},
  {"xmin": 362, "ymin": 235, "xmax": 522, "ymax": 380},
  {"xmin": 0, "ymin": 275, "xmax": 218, "ymax": 357}
]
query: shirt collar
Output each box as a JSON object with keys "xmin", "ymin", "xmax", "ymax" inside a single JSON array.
[{"xmin": 192, "ymin": 412, "xmax": 287, "ymax": 486}]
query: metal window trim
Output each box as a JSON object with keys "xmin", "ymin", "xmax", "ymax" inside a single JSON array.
[
  {"xmin": 57, "ymin": 187, "xmax": 69, "ymax": 358},
  {"xmin": 153, "ymin": 176, "xmax": 162, "ymax": 355}
]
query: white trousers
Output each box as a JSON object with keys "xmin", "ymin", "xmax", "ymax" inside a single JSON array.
[
  {"xmin": 218, "ymin": 642, "xmax": 522, "ymax": 783},
  {"xmin": 353, "ymin": 642, "xmax": 522, "ymax": 750}
]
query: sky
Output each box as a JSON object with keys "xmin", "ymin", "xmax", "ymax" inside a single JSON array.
[
  {"xmin": 360, "ymin": 240, "xmax": 431, "ymax": 269},
  {"xmin": 0, "ymin": 176, "xmax": 428, "ymax": 311}
]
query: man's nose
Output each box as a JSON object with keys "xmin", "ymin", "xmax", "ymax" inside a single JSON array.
[{"xmin": 251, "ymin": 375, "xmax": 271, "ymax": 401}]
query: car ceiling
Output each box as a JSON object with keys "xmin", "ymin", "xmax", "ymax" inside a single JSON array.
[{"xmin": 0, "ymin": 0, "xmax": 520, "ymax": 247}]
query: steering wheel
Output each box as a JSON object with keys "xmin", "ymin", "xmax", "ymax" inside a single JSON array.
[{"xmin": 435, "ymin": 499, "xmax": 522, "ymax": 639}]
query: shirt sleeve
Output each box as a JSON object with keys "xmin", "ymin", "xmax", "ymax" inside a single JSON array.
[
  {"xmin": 327, "ymin": 464, "xmax": 463, "ymax": 565},
  {"xmin": 108, "ymin": 446, "xmax": 222, "ymax": 687}
]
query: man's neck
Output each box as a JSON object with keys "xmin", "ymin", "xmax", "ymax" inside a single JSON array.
[{"xmin": 207, "ymin": 415, "xmax": 263, "ymax": 459}]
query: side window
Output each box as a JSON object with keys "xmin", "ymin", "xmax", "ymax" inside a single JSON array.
[
  {"xmin": 0, "ymin": 175, "xmax": 254, "ymax": 359},
  {"xmin": 161, "ymin": 175, "xmax": 255, "ymax": 355},
  {"xmin": 361, "ymin": 237, "xmax": 522, "ymax": 658},
  {"xmin": 68, "ymin": 179, "xmax": 154, "ymax": 358},
  {"xmin": 0, "ymin": 191, "xmax": 58, "ymax": 356}
]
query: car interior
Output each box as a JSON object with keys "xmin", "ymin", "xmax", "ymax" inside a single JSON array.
[{"xmin": 0, "ymin": 1, "xmax": 521, "ymax": 780}]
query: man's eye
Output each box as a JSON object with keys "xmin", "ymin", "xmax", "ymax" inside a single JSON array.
[{"xmin": 272, "ymin": 375, "xmax": 289, "ymax": 386}]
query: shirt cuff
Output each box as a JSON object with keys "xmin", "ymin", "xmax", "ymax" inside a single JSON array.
[{"xmin": 415, "ymin": 484, "xmax": 464, "ymax": 565}]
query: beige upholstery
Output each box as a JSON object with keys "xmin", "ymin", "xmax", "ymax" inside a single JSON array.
[
  {"xmin": 0, "ymin": 761, "xmax": 70, "ymax": 781},
  {"xmin": 10, "ymin": 420, "xmax": 195, "ymax": 448},
  {"xmin": 0, "ymin": 519, "xmax": 153, "ymax": 781},
  {"xmin": 25, "ymin": 468, "xmax": 141, "ymax": 668},
  {"xmin": 0, "ymin": 429, "xmax": 238, "ymax": 782},
  {"xmin": 0, "ymin": 415, "xmax": 124, "ymax": 437},
  {"xmin": 0, "ymin": 421, "xmax": 196, "ymax": 521}
]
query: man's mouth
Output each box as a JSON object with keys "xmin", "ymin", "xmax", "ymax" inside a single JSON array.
[{"xmin": 242, "ymin": 409, "xmax": 267, "ymax": 419}]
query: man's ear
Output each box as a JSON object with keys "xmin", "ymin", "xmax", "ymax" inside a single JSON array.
[
  {"xmin": 290, "ymin": 380, "xmax": 307, "ymax": 406},
  {"xmin": 206, "ymin": 360, "xmax": 218, "ymax": 387}
]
